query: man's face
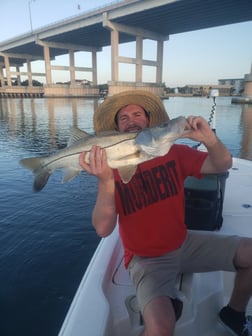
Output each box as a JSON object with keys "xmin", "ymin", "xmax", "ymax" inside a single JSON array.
[{"xmin": 116, "ymin": 104, "xmax": 150, "ymax": 132}]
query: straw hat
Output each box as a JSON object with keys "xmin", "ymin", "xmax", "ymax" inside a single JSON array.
[{"xmin": 94, "ymin": 90, "xmax": 169, "ymax": 132}]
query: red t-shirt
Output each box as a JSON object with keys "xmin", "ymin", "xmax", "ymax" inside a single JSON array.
[{"xmin": 113, "ymin": 144, "xmax": 208, "ymax": 268}]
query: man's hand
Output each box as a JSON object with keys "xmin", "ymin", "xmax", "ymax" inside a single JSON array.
[
  {"xmin": 181, "ymin": 115, "xmax": 232, "ymax": 173},
  {"xmin": 182, "ymin": 116, "xmax": 217, "ymax": 146},
  {"xmin": 79, "ymin": 145, "xmax": 114, "ymax": 182}
]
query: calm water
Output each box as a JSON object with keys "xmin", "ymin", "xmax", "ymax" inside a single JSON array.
[{"xmin": 0, "ymin": 96, "xmax": 251, "ymax": 336}]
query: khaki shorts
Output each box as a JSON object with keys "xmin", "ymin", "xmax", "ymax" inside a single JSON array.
[{"xmin": 128, "ymin": 230, "xmax": 241, "ymax": 314}]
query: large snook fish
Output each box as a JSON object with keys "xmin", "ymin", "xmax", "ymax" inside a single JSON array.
[{"xmin": 20, "ymin": 116, "xmax": 187, "ymax": 192}]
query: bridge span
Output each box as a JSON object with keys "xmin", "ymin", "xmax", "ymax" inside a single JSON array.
[{"xmin": 0, "ymin": 0, "xmax": 252, "ymax": 97}]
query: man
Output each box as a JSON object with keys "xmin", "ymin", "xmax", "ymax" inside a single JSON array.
[{"xmin": 79, "ymin": 90, "xmax": 252, "ymax": 336}]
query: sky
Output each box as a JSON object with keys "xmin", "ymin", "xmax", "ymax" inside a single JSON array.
[{"xmin": 1, "ymin": 0, "xmax": 252, "ymax": 87}]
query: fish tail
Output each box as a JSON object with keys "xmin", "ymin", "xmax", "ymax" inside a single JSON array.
[
  {"xmin": 20, "ymin": 157, "xmax": 43, "ymax": 171},
  {"xmin": 20, "ymin": 157, "xmax": 50, "ymax": 192}
]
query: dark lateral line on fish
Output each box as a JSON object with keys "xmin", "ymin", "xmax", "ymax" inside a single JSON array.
[{"xmin": 39, "ymin": 136, "xmax": 137, "ymax": 170}]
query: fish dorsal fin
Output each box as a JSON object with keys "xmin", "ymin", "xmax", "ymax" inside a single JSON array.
[
  {"xmin": 117, "ymin": 165, "xmax": 137, "ymax": 184},
  {"xmin": 68, "ymin": 127, "xmax": 92, "ymax": 146}
]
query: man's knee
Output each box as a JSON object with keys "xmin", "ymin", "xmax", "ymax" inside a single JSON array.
[{"xmin": 234, "ymin": 238, "xmax": 252, "ymax": 269}]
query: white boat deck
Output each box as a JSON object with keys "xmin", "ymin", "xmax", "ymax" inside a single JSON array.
[{"xmin": 59, "ymin": 158, "xmax": 252, "ymax": 336}]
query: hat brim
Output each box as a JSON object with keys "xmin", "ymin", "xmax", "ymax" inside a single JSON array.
[{"xmin": 94, "ymin": 90, "xmax": 169, "ymax": 133}]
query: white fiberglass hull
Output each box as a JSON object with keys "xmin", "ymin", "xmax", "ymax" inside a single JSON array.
[{"xmin": 59, "ymin": 158, "xmax": 252, "ymax": 336}]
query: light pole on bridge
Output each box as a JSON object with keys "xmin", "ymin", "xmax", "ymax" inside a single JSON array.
[{"xmin": 28, "ymin": 0, "xmax": 36, "ymax": 32}]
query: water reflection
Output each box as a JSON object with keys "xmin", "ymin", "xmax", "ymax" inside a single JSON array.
[
  {"xmin": 0, "ymin": 97, "xmax": 251, "ymax": 161},
  {"xmin": 0, "ymin": 98, "xmax": 101, "ymax": 155},
  {"xmin": 1, "ymin": 97, "xmax": 252, "ymax": 162},
  {"xmin": 240, "ymin": 104, "xmax": 252, "ymax": 160}
]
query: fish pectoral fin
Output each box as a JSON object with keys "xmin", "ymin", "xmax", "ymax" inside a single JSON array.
[
  {"xmin": 117, "ymin": 165, "xmax": 137, "ymax": 184},
  {"xmin": 62, "ymin": 168, "xmax": 82, "ymax": 183}
]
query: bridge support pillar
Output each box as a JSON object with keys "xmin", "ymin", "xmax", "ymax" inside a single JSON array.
[
  {"xmin": 136, "ymin": 35, "xmax": 143, "ymax": 82},
  {"xmin": 16, "ymin": 66, "xmax": 21, "ymax": 86},
  {"xmin": 4, "ymin": 55, "xmax": 12, "ymax": 86},
  {"xmin": 27, "ymin": 59, "xmax": 33, "ymax": 86},
  {"xmin": 244, "ymin": 64, "xmax": 252, "ymax": 98},
  {"xmin": 232, "ymin": 64, "xmax": 252, "ymax": 104},
  {"xmin": 43, "ymin": 44, "xmax": 52, "ymax": 85},
  {"xmin": 103, "ymin": 13, "xmax": 169, "ymax": 96},
  {"xmin": 36, "ymin": 39, "xmax": 100, "ymax": 97},
  {"xmin": 111, "ymin": 30, "xmax": 119, "ymax": 81},
  {"xmin": 0, "ymin": 65, "xmax": 5, "ymax": 87},
  {"xmin": 69, "ymin": 49, "xmax": 76, "ymax": 85},
  {"xmin": 92, "ymin": 50, "xmax": 98, "ymax": 86}
]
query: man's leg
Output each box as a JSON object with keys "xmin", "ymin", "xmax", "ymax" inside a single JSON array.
[
  {"xmin": 219, "ymin": 238, "xmax": 252, "ymax": 335},
  {"xmin": 128, "ymin": 251, "xmax": 181, "ymax": 336},
  {"xmin": 141, "ymin": 296, "xmax": 176, "ymax": 336},
  {"xmin": 230, "ymin": 238, "xmax": 252, "ymax": 310}
]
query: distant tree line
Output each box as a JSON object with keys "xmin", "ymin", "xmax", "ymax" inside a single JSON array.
[{"xmin": 12, "ymin": 79, "xmax": 43, "ymax": 86}]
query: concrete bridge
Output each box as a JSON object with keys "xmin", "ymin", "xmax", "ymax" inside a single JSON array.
[{"xmin": 0, "ymin": 0, "xmax": 252, "ymax": 98}]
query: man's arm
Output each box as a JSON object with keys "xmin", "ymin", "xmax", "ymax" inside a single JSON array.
[
  {"xmin": 183, "ymin": 116, "xmax": 232, "ymax": 174},
  {"xmin": 79, "ymin": 146, "xmax": 117, "ymax": 237},
  {"xmin": 200, "ymin": 137, "xmax": 232, "ymax": 174}
]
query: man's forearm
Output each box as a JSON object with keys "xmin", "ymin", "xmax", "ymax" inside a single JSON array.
[
  {"xmin": 92, "ymin": 179, "xmax": 117, "ymax": 237},
  {"xmin": 202, "ymin": 136, "xmax": 232, "ymax": 173}
]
